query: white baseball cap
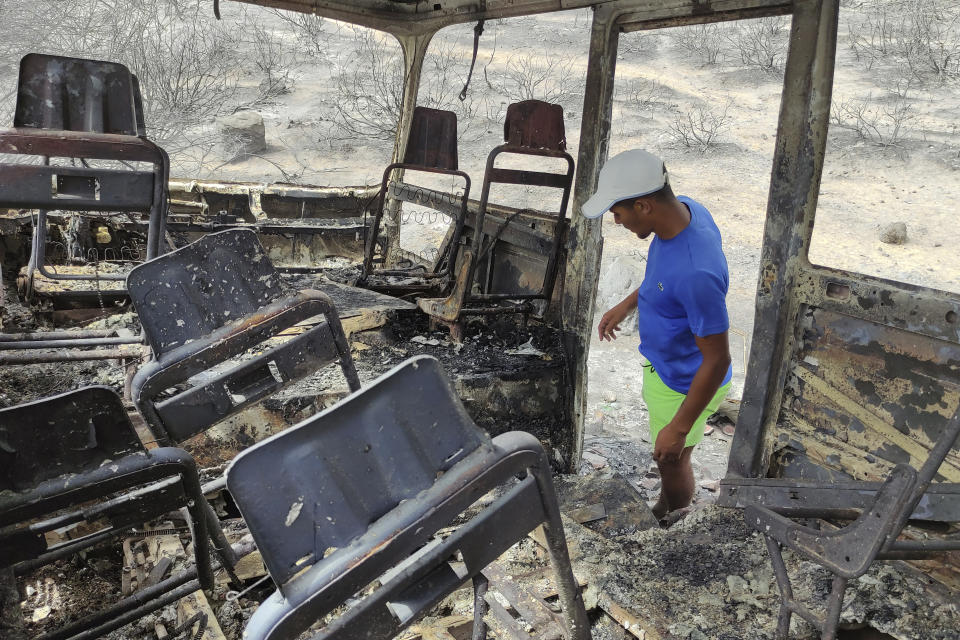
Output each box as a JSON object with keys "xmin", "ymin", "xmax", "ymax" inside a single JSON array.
[{"xmin": 581, "ymin": 149, "xmax": 669, "ymax": 219}]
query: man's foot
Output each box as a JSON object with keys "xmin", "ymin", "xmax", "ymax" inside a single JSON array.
[
  {"xmin": 720, "ymin": 422, "xmax": 735, "ymax": 437},
  {"xmin": 650, "ymin": 497, "xmax": 670, "ymax": 521},
  {"xmin": 658, "ymin": 505, "xmax": 694, "ymax": 528}
]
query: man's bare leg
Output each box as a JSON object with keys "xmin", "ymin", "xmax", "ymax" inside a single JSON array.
[{"xmin": 651, "ymin": 446, "xmax": 696, "ymax": 521}]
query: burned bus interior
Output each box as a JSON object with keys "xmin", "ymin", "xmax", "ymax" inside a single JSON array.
[{"xmin": 0, "ymin": 0, "xmax": 958, "ymax": 639}]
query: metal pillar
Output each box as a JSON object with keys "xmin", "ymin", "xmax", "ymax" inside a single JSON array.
[
  {"xmin": 383, "ymin": 31, "xmax": 435, "ymax": 260},
  {"xmin": 727, "ymin": 0, "xmax": 840, "ymax": 478},
  {"xmin": 562, "ymin": 6, "xmax": 621, "ymax": 470}
]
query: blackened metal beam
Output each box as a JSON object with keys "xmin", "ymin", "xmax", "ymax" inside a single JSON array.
[
  {"xmin": 0, "ymin": 346, "xmax": 143, "ymax": 365},
  {"xmin": 718, "ymin": 477, "xmax": 960, "ymax": 522},
  {"xmin": 562, "ymin": 5, "xmax": 620, "ymax": 471},
  {"xmin": 619, "ymin": 0, "xmax": 793, "ymax": 31},
  {"xmin": 231, "ymin": 0, "xmax": 799, "ymax": 37},
  {"xmin": 727, "ymin": 0, "xmax": 839, "ymax": 478}
]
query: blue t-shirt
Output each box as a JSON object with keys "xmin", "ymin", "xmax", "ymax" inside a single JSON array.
[{"xmin": 636, "ymin": 196, "xmax": 733, "ymax": 394}]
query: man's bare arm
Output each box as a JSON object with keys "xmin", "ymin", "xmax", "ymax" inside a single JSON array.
[{"xmin": 597, "ymin": 287, "xmax": 639, "ymax": 341}]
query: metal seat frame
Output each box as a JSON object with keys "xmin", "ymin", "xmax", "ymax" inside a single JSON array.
[
  {"xmin": 0, "ymin": 53, "xmax": 170, "ymax": 362},
  {"xmin": 419, "ymin": 100, "xmax": 574, "ymax": 325},
  {"xmin": 226, "ymin": 355, "xmax": 590, "ymax": 640},
  {"xmin": 0, "ymin": 53, "xmax": 169, "ymax": 292},
  {"xmin": 0, "ymin": 386, "xmax": 236, "ymax": 640},
  {"xmin": 359, "ymin": 106, "xmax": 471, "ymax": 297},
  {"xmin": 746, "ymin": 406, "xmax": 960, "ymax": 640},
  {"xmin": 128, "ymin": 228, "xmax": 361, "ymax": 447}
]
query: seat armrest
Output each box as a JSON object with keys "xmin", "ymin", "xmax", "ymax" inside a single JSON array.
[
  {"xmin": 745, "ymin": 503, "xmax": 798, "ymax": 543},
  {"xmin": 0, "ymin": 128, "xmax": 164, "ymax": 163},
  {"xmin": 133, "ymin": 290, "xmax": 338, "ymax": 399},
  {"xmin": 745, "ymin": 465, "xmax": 917, "ymax": 579},
  {"xmin": 0, "ymin": 447, "xmax": 199, "ymax": 526}
]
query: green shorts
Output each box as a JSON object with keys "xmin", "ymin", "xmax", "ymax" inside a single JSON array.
[{"xmin": 642, "ymin": 362, "xmax": 730, "ymax": 448}]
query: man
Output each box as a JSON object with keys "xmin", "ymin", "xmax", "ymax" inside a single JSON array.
[{"xmin": 583, "ymin": 149, "xmax": 732, "ymax": 522}]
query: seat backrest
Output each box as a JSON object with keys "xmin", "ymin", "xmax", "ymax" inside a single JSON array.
[
  {"xmin": 402, "ymin": 106, "xmax": 458, "ymax": 170},
  {"xmin": 226, "ymin": 355, "xmax": 487, "ymax": 585},
  {"xmin": 0, "ymin": 386, "xmax": 142, "ymax": 492},
  {"xmin": 14, "ymin": 53, "xmax": 140, "ymax": 136},
  {"xmin": 127, "ymin": 229, "xmax": 285, "ymax": 355},
  {"xmin": 503, "ymin": 100, "xmax": 566, "ymax": 151}
]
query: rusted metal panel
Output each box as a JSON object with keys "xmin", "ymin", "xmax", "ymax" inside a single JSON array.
[
  {"xmin": 475, "ymin": 242, "xmax": 548, "ymax": 298},
  {"xmin": 504, "ymin": 100, "xmax": 566, "ymax": 151},
  {"xmin": 796, "ymin": 268, "xmax": 960, "ymax": 344},
  {"xmin": 774, "ymin": 308, "xmax": 960, "ymax": 482},
  {"xmin": 719, "ymin": 477, "xmax": 960, "ymax": 522},
  {"xmin": 561, "ymin": 6, "xmax": 618, "ymax": 471},
  {"xmin": 402, "ymin": 106, "xmax": 458, "ymax": 170},
  {"xmin": 166, "ymin": 179, "xmax": 377, "ymax": 220}
]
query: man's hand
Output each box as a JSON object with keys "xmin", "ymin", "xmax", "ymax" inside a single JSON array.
[
  {"xmin": 597, "ymin": 290, "xmax": 638, "ymax": 341},
  {"xmin": 597, "ymin": 306, "xmax": 626, "ymax": 341},
  {"xmin": 653, "ymin": 421, "xmax": 688, "ymax": 463}
]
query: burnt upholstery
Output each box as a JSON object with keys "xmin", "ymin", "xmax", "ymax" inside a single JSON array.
[
  {"xmin": 227, "ymin": 355, "xmax": 590, "ymax": 640},
  {"xmin": 128, "ymin": 229, "xmax": 361, "ymax": 445}
]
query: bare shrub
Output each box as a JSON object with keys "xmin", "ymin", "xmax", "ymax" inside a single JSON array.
[
  {"xmin": 269, "ymin": 9, "xmax": 330, "ymax": 57},
  {"xmin": 129, "ymin": 3, "xmax": 242, "ymax": 144},
  {"xmin": 331, "ymin": 30, "xmax": 485, "ymax": 141},
  {"xmin": 725, "ymin": 17, "xmax": 789, "ymax": 73},
  {"xmin": 849, "ymin": 0, "xmax": 960, "ymax": 81},
  {"xmin": 668, "ymin": 103, "xmax": 731, "ymax": 152},
  {"xmin": 248, "ymin": 24, "xmax": 295, "ymax": 104},
  {"xmin": 672, "ymin": 24, "xmax": 723, "ymax": 66},
  {"xmin": 490, "ymin": 52, "xmax": 583, "ymax": 106},
  {"xmin": 830, "ymin": 84, "xmax": 917, "ymax": 148},
  {"xmin": 331, "ymin": 30, "xmax": 405, "ymax": 140},
  {"xmin": 618, "ymin": 77, "xmax": 665, "ymax": 111},
  {"xmin": 618, "ymin": 32, "xmax": 660, "ymax": 59}
]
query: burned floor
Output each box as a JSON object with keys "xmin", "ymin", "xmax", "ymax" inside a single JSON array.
[{"xmin": 3, "ymin": 265, "xmax": 959, "ymax": 640}]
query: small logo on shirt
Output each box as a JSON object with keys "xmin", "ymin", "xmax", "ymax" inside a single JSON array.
[{"xmin": 657, "ymin": 282, "xmax": 664, "ymax": 291}]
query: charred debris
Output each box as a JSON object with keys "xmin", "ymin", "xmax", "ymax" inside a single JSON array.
[{"xmin": 1, "ymin": 1, "xmax": 960, "ymax": 640}]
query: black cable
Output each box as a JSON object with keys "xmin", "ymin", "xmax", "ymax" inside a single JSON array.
[
  {"xmin": 459, "ymin": 19, "xmax": 486, "ymax": 101},
  {"xmin": 475, "ymin": 209, "xmax": 530, "ymax": 264}
]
